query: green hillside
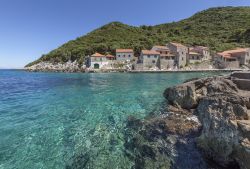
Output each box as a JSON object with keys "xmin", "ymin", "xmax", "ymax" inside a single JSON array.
[{"xmin": 26, "ymin": 6, "xmax": 250, "ymax": 67}]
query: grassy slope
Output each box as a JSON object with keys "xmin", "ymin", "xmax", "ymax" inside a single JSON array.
[{"xmin": 26, "ymin": 6, "xmax": 250, "ymax": 67}]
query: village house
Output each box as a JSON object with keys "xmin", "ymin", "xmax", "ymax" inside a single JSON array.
[
  {"xmin": 151, "ymin": 46, "xmax": 176, "ymax": 69},
  {"xmin": 106, "ymin": 54, "xmax": 115, "ymax": 61},
  {"xmin": 188, "ymin": 46, "xmax": 211, "ymax": 64},
  {"xmin": 140, "ymin": 50, "xmax": 160, "ymax": 69},
  {"xmin": 216, "ymin": 48, "xmax": 250, "ymax": 68},
  {"xmin": 167, "ymin": 42, "xmax": 188, "ymax": 68},
  {"xmin": 88, "ymin": 52, "xmax": 109, "ymax": 69},
  {"xmin": 116, "ymin": 49, "xmax": 134, "ymax": 61}
]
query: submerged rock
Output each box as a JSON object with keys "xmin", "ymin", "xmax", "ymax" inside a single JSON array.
[{"xmin": 124, "ymin": 108, "xmax": 207, "ymax": 169}]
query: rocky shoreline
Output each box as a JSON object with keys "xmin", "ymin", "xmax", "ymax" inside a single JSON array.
[
  {"xmin": 25, "ymin": 61, "xmax": 86, "ymax": 72},
  {"xmin": 64, "ymin": 72, "xmax": 250, "ymax": 169},
  {"xmin": 123, "ymin": 72, "xmax": 250, "ymax": 169}
]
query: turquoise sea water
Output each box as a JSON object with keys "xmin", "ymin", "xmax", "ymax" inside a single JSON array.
[{"xmin": 0, "ymin": 70, "xmax": 227, "ymax": 169}]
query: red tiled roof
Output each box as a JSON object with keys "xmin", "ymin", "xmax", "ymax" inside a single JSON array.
[
  {"xmin": 142, "ymin": 50, "xmax": 160, "ymax": 55},
  {"xmin": 116, "ymin": 49, "xmax": 133, "ymax": 53},
  {"xmin": 91, "ymin": 52, "xmax": 105, "ymax": 57}
]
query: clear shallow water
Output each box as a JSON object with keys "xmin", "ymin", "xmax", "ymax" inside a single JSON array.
[{"xmin": 0, "ymin": 70, "xmax": 227, "ymax": 169}]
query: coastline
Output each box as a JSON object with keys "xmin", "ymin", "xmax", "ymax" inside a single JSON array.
[{"xmin": 23, "ymin": 68, "xmax": 249, "ymax": 73}]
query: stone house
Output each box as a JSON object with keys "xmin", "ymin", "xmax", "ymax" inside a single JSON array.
[
  {"xmin": 151, "ymin": 46, "xmax": 176, "ymax": 69},
  {"xmin": 188, "ymin": 46, "xmax": 211, "ymax": 64},
  {"xmin": 88, "ymin": 53, "xmax": 109, "ymax": 69},
  {"xmin": 106, "ymin": 54, "xmax": 115, "ymax": 61},
  {"xmin": 140, "ymin": 50, "xmax": 160, "ymax": 69},
  {"xmin": 116, "ymin": 49, "xmax": 134, "ymax": 61},
  {"xmin": 167, "ymin": 42, "xmax": 188, "ymax": 68},
  {"xmin": 216, "ymin": 48, "xmax": 250, "ymax": 68}
]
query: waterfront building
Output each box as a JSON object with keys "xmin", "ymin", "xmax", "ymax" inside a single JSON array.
[
  {"xmin": 188, "ymin": 46, "xmax": 211, "ymax": 64},
  {"xmin": 89, "ymin": 53, "xmax": 109, "ymax": 69},
  {"xmin": 116, "ymin": 49, "xmax": 134, "ymax": 61},
  {"xmin": 216, "ymin": 48, "xmax": 250, "ymax": 68},
  {"xmin": 167, "ymin": 42, "xmax": 188, "ymax": 68},
  {"xmin": 140, "ymin": 50, "xmax": 160, "ymax": 69}
]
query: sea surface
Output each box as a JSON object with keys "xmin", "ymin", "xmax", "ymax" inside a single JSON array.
[{"xmin": 0, "ymin": 70, "xmax": 227, "ymax": 169}]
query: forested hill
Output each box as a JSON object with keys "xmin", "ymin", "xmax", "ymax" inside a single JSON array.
[{"xmin": 26, "ymin": 6, "xmax": 250, "ymax": 67}]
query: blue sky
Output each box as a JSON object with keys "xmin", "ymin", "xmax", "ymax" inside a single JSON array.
[{"xmin": 0, "ymin": 0, "xmax": 250, "ymax": 68}]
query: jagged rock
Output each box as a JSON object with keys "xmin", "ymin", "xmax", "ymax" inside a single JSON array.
[
  {"xmin": 164, "ymin": 76, "xmax": 239, "ymax": 110},
  {"xmin": 238, "ymin": 120, "xmax": 250, "ymax": 139},
  {"xmin": 164, "ymin": 83, "xmax": 197, "ymax": 109},
  {"xmin": 196, "ymin": 95, "xmax": 242, "ymax": 165},
  {"xmin": 164, "ymin": 74, "xmax": 250, "ymax": 169},
  {"xmin": 235, "ymin": 139, "xmax": 250, "ymax": 169}
]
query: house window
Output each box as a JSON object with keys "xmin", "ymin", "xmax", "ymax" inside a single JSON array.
[
  {"xmin": 152, "ymin": 60, "xmax": 155, "ymax": 63},
  {"xmin": 147, "ymin": 55, "xmax": 150, "ymax": 58},
  {"xmin": 123, "ymin": 55, "xmax": 126, "ymax": 57},
  {"xmin": 182, "ymin": 57, "xmax": 184, "ymax": 61},
  {"xmin": 128, "ymin": 55, "xmax": 131, "ymax": 57},
  {"xmin": 118, "ymin": 55, "xmax": 120, "ymax": 57},
  {"xmin": 154, "ymin": 55, "xmax": 157, "ymax": 58}
]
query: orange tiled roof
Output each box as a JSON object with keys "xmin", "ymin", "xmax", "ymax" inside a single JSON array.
[
  {"xmin": 91, "ymin": 52, "xmax": 105, "ymax": 57},
  {"xmin": 217, "ymin": 48, "xmax": 249, "ymax": 58},
  {"xmin": 142, "ymin": 50, "xmax": 160, "ymax": 55},
  {"xmin": 116, "ymin": 49, "xmax": 133, "ymax": 53}
]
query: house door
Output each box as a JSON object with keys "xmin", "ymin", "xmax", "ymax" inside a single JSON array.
[{"xmin": 94, "ymin": 63, "xmax": 100, "ymax": 69}]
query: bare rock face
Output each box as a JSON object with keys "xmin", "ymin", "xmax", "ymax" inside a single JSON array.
[
  {"xmin": 164, "ymin": 83, "xmax": 197, "ymax": 109},
  {"xmin": 196, "ymin": 94, "xmax": 246, "ymax": 165},
  {"xmin": 163, "ymin": 77, "xmax": 239, "ymax": 110},
  {"xmin": 164, "ymin": 75, "xmax": 250, "ymax": 169}
]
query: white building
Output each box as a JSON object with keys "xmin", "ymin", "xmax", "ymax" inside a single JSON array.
[{"xmin": 89, "ymin": 53, "xmax": 109, "ymax": 69}]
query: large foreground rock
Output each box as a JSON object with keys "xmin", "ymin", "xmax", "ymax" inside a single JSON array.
[
  {"xmin": 164, "ymin": 75, "xmax": 250, "ymax": 169},
  {"xmin": 163, "ymin": 76, "xmax": 239, "ymax": 109}
]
